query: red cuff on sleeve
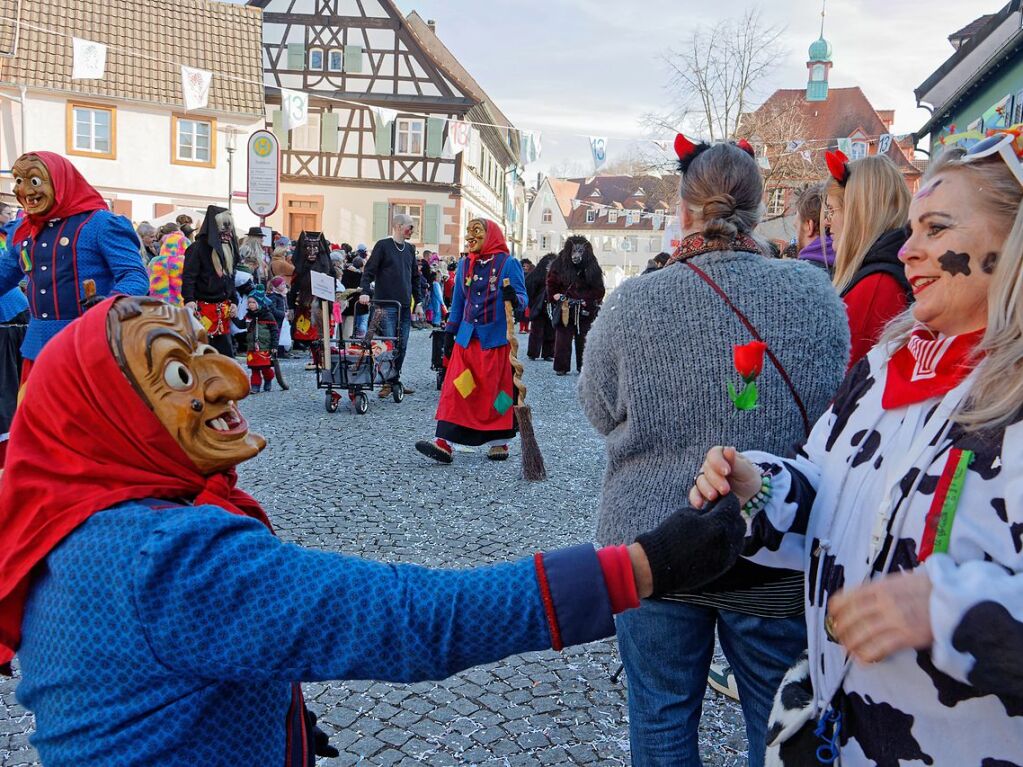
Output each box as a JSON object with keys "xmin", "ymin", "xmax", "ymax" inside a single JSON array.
[{"xmin": 596, "ymin": 545, "xmax": 640, "ymax": 614}]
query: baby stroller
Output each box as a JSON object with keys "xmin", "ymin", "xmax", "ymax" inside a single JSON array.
[
  {"xmin": 318, "ymin": 301, "xmax": 403, "ymax": 414},
  {"xmin": 430, "ymin": 329, "xmax": 447, "ymax": 390}
]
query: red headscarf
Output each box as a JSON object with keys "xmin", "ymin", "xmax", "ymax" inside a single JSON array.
[
  {"xmin": 0, "ymin": 298, "xmax": 271, "ymax": 669},
  {"xmin": 467, "ymin": 219, "xmax": 510, "ymax": 275},
  {"xmin": 12, "ymin": 151, "xmax": 109, "ymax": 243}
]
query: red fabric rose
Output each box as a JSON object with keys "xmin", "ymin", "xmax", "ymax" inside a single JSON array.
[{"xmin": 733, "ymin": 341, "xmax": 767, "ymax": 382}]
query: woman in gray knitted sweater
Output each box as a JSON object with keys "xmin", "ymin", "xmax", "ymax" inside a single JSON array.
[{"xmin": 579, "ymin": 139, "xmax": 849, "ymax": 767}]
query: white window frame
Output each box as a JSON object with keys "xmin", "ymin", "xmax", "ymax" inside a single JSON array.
[
  {"xmin": 173, "ymin": 117, "xmax": 214, "ymax": 165},
  {"xmin": 585, "ymin": 209, "xmax": 596, "ymax": 224},
  {"xmin": 541, "ymin": 208, "xmax": 553, "ymax": 224},
  {"xmin": 607, "ymin": 210, "xmax": 619, "ymax": 224},
  {"xmin": 70, "ymin": 104, "xmax": 114, "ymax": 158},
  {"xmin": 308, "ymin": 47, "xmax": 324, "ymax": 70},
  {"xmin": 628, "ymin": 211, "xmax": 641, "ymax": 225},
  {"xmin": 395, "ymin": 117, "xmax": 425, "ymax": 156},
  {"xmin": 540, "ymin": 233, "xmax": 550, "ymax": 250},
  {"xmin": 767, "ymin": 187, "xmax": 786, "ymax": 217},
  {"xmin": 850, "ymin": 141, "xmax": 868, "ymax": 160},
  {"xmin": 391, "ymin": 203, "xmax": 423, "ymax": 242},
  {"xmin": 327, "ymin": 49, "xmax": 343, "ymax": 72}
]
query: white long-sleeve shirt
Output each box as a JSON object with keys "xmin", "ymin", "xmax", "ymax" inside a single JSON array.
[{"xmin": 746, "ymin": 344, "xmax": 1023, "ymax": 766}]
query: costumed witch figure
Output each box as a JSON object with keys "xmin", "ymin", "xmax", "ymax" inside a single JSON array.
[
  {"xmin": 415, "ymin": 219, "xmax": 527, "ymax": 464},
  {"xmin": 289, "ymin": 231, "xmax": 333, "ymax": 369},
  {"xmin": 182, "ymin": 205, "xmax": 239, "ymax": 357},
  {"xmin": 0, "ymin": 295, "xmax": 750, "ymax": 766},
  {"xmin": 0, "ymin": 151, "xmax": 148, "ymax": 466},
  {"xmin": 546, "ymin": 236, "xmax": 605, "ymax": 375}
]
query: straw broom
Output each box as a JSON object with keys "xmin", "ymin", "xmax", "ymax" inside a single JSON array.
[{"xmin": 502, "ymin": 278, "xmax": 546, "ymax": 481}]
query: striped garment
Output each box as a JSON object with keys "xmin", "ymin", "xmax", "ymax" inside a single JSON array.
[{"xmin": 148, "ymin": 232, "xmax": 188, "ymax": 306}]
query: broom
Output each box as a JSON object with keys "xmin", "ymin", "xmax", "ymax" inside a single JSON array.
[{"xmin": 502, "ymin": 278, "xmax": 546, "ymax": 481}]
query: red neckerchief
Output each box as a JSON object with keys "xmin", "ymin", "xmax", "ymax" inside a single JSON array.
[
  {"xmin": 0, "ymin": 298, "xmax": 272, "ymax": 670},
  {"xmin": 881, "ymin": 325, "xmax": 985, "ymax": 410},
  {"xmin": 12, "ymin": 152, "xmax": 108, "ymax": 243},
  {"xmin": 667, "ymin": 232, "xmax": 761, "ymax": 265}
]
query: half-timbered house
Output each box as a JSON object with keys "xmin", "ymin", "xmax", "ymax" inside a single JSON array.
[{"xmin": 251, "ymin": 0, "xmax": 525, "ymax": 257}]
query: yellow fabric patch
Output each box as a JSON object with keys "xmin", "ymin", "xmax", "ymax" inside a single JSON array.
[
  {"xmin": 453, "ymin": 369, "xmax": 477, "ymax": 398},
  {"xmin": 295, "ymin": 315, "xmax": 311, "ymax": 334},
  {"xmin": 199, "ymin": 314, "xmax": 214, "ymax": 332}
]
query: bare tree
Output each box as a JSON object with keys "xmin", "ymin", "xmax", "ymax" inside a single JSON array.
[{"xmin": 645, "ymin": 8, "xmax": 786, "ymax": 141}]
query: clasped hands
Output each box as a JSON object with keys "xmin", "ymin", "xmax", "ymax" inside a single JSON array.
[{"xmin": 689, "ymin": 445, "xmax": 935, "ymax": 665}]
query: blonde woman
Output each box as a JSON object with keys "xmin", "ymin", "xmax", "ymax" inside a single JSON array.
[
  {"xmin": 824, "ymin": 154, "xmax": 912, "ymax": 366},
  {"xmin": 692, "ymin": 138, "xmax": 1023, "ymax": 764}
]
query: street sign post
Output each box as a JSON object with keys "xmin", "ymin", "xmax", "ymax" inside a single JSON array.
[{"xmin": 246, "ymin": 130, "xmax": 280, "ymax": 220}]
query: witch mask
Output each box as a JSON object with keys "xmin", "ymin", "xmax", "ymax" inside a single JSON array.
[
  {"xmin": 108, "ymin": 298, "xmax": 265, "ymax": 475},
  {"xmin": 466, "ymin": 219, "xmax": 487, "ymax": 254},
  {"xmin": 12, "ymin": 154, "xmax": 55, "ymax": 218}
]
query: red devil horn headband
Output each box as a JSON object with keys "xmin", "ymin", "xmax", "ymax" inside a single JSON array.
[
  {"xmin": 674, "ymin": 133, "xmax": 699, "ymax": 162},
  {"xmin": 735, "ymin": 139, "xmax": 755, "ymax": 158},
  {"xmin": 825, "ymin": 150, "xmax": 850, "ymax": 186}
]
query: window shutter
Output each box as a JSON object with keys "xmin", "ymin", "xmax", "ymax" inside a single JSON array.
[
  {"xmin": 425, "ymin": 118, "xmax": 445, "ymax": 158},
  {"xmin": 320, "ymin": 112, "xmax": 340, "ymax": 153},
  {"xmin": 287, "ymin": 43, "xmax": 306, "ymax": 70},
  {"xmin": 372, "ymin": 202, "xmax": 389, "ymax": 241},
  {"xmin": 423, "ymin": 204, "xmax": 441, "ymax": 244},
  {"xmin": 271, "ymin": 109, "xmax": 290, "ymax": 149},
  {"xmin": 374, "ymin": 118, "xmax": 392, "ymax": 155},
  {"xmin": 344, "ymin": 45, "xmax": 363, "ymax": 73}
]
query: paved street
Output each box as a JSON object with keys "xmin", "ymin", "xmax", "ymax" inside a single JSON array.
[{"xmin": 0, "ymin": 329, "xmax": 747, "ymax": 766}]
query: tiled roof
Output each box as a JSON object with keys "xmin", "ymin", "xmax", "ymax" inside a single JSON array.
[
  {"xmin": 547, "ymin": 177, "xmax": 580, "ymax": 219},
  {"xmin": 748, "ymin": 87, "xmax": 920, "ymax": 173},
  {"xmin": 563, "ymin": 174, "xmax": 680, "ymax": 230},
  {"xmin": 0, "ymin": 0, "xmax": 264, "ymax": 116},
  {"xmin": 950, "ymin": 14, "xmax": 996, "ymax": 44}
]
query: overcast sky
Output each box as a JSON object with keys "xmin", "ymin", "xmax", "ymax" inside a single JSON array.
[{"xmin": 237, "ymin": 0, "xmax": 993, "ymax": 174}]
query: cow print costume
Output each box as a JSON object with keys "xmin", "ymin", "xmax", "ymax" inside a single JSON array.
[{"xmin": 745, "ymin": 342, "xmax": 1023, "ymax": 766}]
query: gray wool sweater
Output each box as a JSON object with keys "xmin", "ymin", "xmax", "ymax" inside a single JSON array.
[{"xmin": 579, "ymin": 250, "xmax": 849, "ymax": 599}]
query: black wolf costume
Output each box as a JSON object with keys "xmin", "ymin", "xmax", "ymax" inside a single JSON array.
[
  {"xmin": 546, "ymin": 237, "xmax": 604, "ymax": 374},
  {"xmin": 526, "ymin": 253, "xmax": 555, "ymax": 361}
]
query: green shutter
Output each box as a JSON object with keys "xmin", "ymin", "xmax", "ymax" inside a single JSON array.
[
  {"xmin": 374, "ymin": 117, "xmax": 392, "ymax": 155},
  {"xmin": 372, "ymin": 202, "xmax": 389, "ymax": 241},
  {"xmin": 271, "ymin": 109, "xmax": 289, "ymax": 149},
  {"xmin": 287, "ymin": 43, "xmax": 305, "ymax": 70},
  {"xmin": 344, "ymin": 45, "xmax": 363, "ymax": 73},
  {"xmin": 425, "ymin": 117, "xmax": 445, "ymax": 158},
  {"xmin": 423, "ymin": 204, "xmax": 441, "ymax": 244},
  {"xmin": 320, "ymin": 111, "xmax": 340, "ymax": 153}
]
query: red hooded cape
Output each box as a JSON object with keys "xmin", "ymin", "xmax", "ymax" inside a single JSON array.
[
  {"xmin": 12, "ymin": 151, "xmax": 109, "ymax": 243},
  {"xmin": 0, "ymin": 297, "xmax": 270, "ymax": 669}
]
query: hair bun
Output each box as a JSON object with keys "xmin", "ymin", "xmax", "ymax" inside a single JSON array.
[{"xmin": 702, "ymin": 194, "xmax": 737, "ymax": 222}]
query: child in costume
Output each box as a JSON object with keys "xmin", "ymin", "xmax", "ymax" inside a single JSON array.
[
  {"xmin": 147, "ymin": 224, "xmax": 188, "ymax": 307},
  {"xmin": 0, "ymin": 296, "xmax": 746, "ymax": 766},
  {"xmin": 415, "ymin": 219, "xmax": 527, "ymax": 464},
  {"xmin": 242, "ymin": 289, "xmax": 280, "ymax": 393}
]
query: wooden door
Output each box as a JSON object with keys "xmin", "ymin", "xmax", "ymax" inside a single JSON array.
[{"xmin": 289, "ymin": 212, "xmax": 317, "ymax": 238}]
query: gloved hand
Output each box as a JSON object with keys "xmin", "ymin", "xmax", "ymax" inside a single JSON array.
[
  {"xmin": 502, "ymin": 284, "xmax": 518, "ymax": 308},
  {"xmin": 634, "ymin": 493, "xmax": 745, "ymax": 596},
  {"xmin": 80, "ymin": 293, "xmax": 105, "ymax": 311},
  {"xmin": 443, "ymin": 332, "xmax": 456, "ymax": 359}
]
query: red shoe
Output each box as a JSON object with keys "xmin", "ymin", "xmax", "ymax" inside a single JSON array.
[{"xmin": 415, "ymin": 438, "xmax": 453, "ymax": 464}]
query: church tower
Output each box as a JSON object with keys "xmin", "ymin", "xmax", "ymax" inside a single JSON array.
[{"xmin": 806, "ymin": 1, "xmax": 832, "ymax": 102}]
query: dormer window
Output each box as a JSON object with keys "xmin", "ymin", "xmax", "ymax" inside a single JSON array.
[
  {"xmin": 851, "ymin": 141, "xmax": 868, "ymax": 160},
  {"xmin": 628, "ymin": 211, "xmax": 641, "ymax": 224},
  {"xmin": 309, "ymin": 48, "xmax": 324, "ymax": 70},
  {"xmin": 585, "ymin": 209, "xmax": 596, "ymax": 223},
  {"xmin": 590, "ymin": 189, "xmax": 601, "ymax": 198},
  {"xmin": 608, "ymin": 210, "xmax": 619, "ymax": 224}
]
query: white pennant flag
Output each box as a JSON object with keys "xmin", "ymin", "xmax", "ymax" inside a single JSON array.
[
  {"xmin": 879, "ymin": 133, "xmax": 894, "ymax": 154},
  {"xmin": 72, "ymin": 37, "xmax": 107, "ymax": 80},
  {"xmin": 651, "ymin": 213, "xmax": 664, "ymax": 230},
  {"xmin": 836, "ymin": 137, "xmax": 853, "ymax": 156},
  {"xmin": 373, "ymin": 106, "xmax": 399, "ymax": 129},
  {"xmin": 571, "ymin": 199, "xmax": 581, "ymax": 210},
  {"xmin": 590, "ymin": 136, "xmax": 607, "ymax": 171},
  {"xmin": 785, "ymin": 139, "xmax": 805, "ymax": 153},
  {"xmin": 801, "ymin": 150, "xmax": 813, "ymax": 163},
  {"xmin": 652, "ymin": 139, "xmax": 671, "ymax": 154},
  {"xmin": 181, "ymin": 66, "xmax": 213, "ymax": 111},
  {"xmin": 282, "ymin": 89, "xmax": 309, "ymax": 132},
  {"xmin": 441, "ymin": 119, "xmax": 472, "ymax": 159},
  {"xmin": 519, "ymin": 130, "xmax": 542, "ymax": 166}
]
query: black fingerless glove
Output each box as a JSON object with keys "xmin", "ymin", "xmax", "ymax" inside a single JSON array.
[
  {"xmin": 502, "ymin": 284, "xmax": 518, "ymax": 307},
  {"xmin": 443, "ymin": 331, "xmax": 456, "ymax": 358},
  {"xmin": 634, "ymin": 493, "xmax": 746, "ymax": 596}
]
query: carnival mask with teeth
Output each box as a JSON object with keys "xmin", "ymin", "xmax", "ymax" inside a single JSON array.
[
  {"xmin": 109, "ymin": 298, "xmax": 265, "ymax": 475},
  {"xmin": 12, "ymin": 154, "xmax": 55, "ymax": 218}
]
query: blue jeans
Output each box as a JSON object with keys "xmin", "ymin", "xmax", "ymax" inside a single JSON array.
[
  {"xmin": 354, "ymin": 312, "xmax": 368, "ymax": 335},
  {"xmin": 617, "ymin": 599, "xmax": 807, "ymax": 767},
  {"xmin": 377, "ymin": 304, "xmax": 411, "ymax": 382}
]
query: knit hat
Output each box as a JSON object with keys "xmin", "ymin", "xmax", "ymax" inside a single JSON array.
[
  {"xmin": 268, "ymin": 276, "xmax": 289, "ymax": 296},
  {"xmin": 356, "ymin": 243, "xmax": 368, "ymax": 253},
  {"xmin": 248, "ymin": 285, "xmax": 271, "ymax": 310}
]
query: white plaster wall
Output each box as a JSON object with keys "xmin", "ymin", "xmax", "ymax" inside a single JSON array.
[{"xmin": 0, "ymin": 89, "xmax": 261, "ymax": 228}]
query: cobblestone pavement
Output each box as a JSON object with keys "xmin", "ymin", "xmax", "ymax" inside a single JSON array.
[{"xmin": 0, "ymin": 328, "xmax": 748, "ymax": 766}]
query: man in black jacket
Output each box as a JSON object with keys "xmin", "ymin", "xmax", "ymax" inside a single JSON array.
[
  {"xmin": 182, "ymin": 205, "xmax": 238, "ymax": 356},
  {"xmin": 359, "ymin": 213, "xmax": 422, "ymax": 397}
]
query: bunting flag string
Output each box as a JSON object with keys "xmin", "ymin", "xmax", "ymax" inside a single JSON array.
[{"xmin": 14, "ymin": 16, "xmax": 921, "ymax": 172}]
